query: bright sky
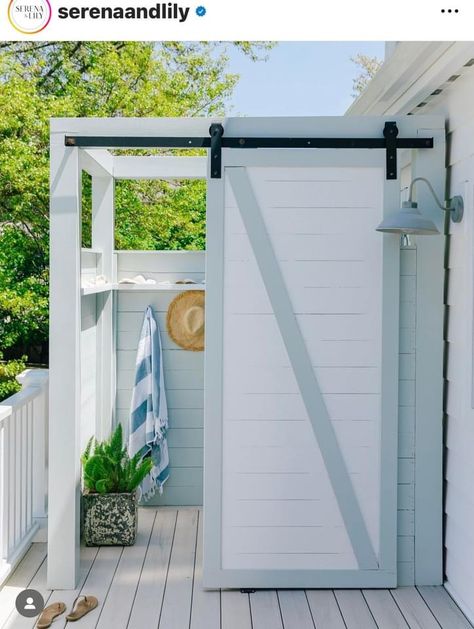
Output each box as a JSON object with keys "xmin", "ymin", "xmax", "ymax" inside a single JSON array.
[{"xmin": 225, "ymin": 42, "xmax": 385, "ymax": 116}]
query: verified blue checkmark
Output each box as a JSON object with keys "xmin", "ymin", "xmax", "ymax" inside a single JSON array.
[{"xmin": 195, "ymin": 5, "xmax": 206, "ymax": 16}]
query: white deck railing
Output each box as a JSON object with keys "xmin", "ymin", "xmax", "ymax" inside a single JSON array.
[{"xmin": 0, "ymin": 369, "xmax": 48, "ymax": 584}]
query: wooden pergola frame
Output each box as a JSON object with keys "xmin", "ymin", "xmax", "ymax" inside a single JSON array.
[{"xmin": 48, "ymin": 118, "xmax": 212, "ymax": 589}]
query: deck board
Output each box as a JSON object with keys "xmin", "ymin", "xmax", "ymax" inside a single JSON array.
[
  {"xmin": 418, "ymin": 586, "xmax": 473, "ymax": 629},
  {"xmin": 0, "ymin": 543, "xmax": 46, "ymax": 627},
  {"xmin": 57, "ymin": 546, "xmax": 99, "ymax": 629},
  {"xmin": 127, "ymin": 508, "xmax": 177, "ymax": 629},
  {"xmin": 250, "ymin": 590, "xmax": 284, "ymax": 629},
  {"xmin": 221, "ymin": 591, "xmax": 252, "ymax": 629},
  {"xmin": 4, "ymin": 556, "xmax": 50, "ymax": 629},
  {"xmin": 95, "ymin": 508, "xmax": 156, "ymax": 629},
  {"xmin": 8, "ymin": 547, "xmax": 99, "ymax": 629},
  {"xmin": 158, "ymin": 508, "xmax": 198, "ymax": 629},
  {"xmin": 363, "ymin": 589, "xmax": 410, "ymax": 628},
  {"xmin": 391, "ymin": 587, "xmax": 442, "ymax": 629},
  {"xmin": 190, "ymin": 512, "xmax": 220, "ymax": 629},
  {"xmin": 278, "ymin": 590, "xmax": 315, "ymax": 629},
  {"xmin": 306, "ymin": 589, "xmax": 346, "ymax": 629},
  {"xmin": 334, "ymin": 589, "xmax": 378, "ymax": 629},
  {"xmin": 67, "ymin": 545, "xmax": 124, "ymax": 629},
  {"xmin": 1, "ymin": 509, "xmax": 473, "ymax": 629}
]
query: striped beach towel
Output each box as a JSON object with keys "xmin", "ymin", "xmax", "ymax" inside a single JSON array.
[{"xmin": 128, "ymin": 306, "xmax": 170, "ymax": 499}]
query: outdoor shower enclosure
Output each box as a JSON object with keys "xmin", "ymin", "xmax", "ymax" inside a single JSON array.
[{"xmin": 49, "ymin": 116, "xmax": 445, "ymax": 590}]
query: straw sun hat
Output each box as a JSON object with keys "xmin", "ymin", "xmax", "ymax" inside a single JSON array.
[{"xmin": 166, "ymin": 291, "xmax": 205, "ymax": 352}]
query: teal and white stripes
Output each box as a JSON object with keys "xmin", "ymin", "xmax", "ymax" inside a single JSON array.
[{"xmin": 129, "ymin": 305, "xmax": 169, "ymax": 499}]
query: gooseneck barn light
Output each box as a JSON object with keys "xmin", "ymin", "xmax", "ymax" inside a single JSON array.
[{"xmin": 376, "ymin": 177, "xmax": 464, "ymax": 235}]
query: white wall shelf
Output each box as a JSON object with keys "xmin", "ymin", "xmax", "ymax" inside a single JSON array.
[
  {"xmin": 116, "ymin": 283, "xmax": 205, "ymax": 291},
  {"xmin": 80, "ymin": 283, "xmax": 114, "ymax": 296},
  {"xmin": 81, "ymin": 282, "xmax": 205, "ymax": 296}
]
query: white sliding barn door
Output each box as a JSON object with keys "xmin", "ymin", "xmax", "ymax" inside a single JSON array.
[{"xmin": 204, "ymin": 145, "xmax": 400, "ymax": 588}]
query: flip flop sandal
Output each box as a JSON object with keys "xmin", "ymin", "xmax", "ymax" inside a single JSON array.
[
  {"xmin": 65, "ymin": 596, "xmax": 99, "ymax": 622},
  {"xmin": 36, "ymin": 602, "xmax": 66, "ymax": 628}
]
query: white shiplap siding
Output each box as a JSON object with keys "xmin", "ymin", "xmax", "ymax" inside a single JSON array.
[
  {"xmin": 398, "ymin": 247, "xmax": 416, "ymax": 585},
  {"xmin": 410, "ymin": 70, "xmax": 474, "ymax": 617},
  {"xmin": 349, "ymin": 42, "xmax": 474, "ymax": 611},
  {"xmin": 115, "ymin": 251, "xmax": 205, "ymax": 506}
]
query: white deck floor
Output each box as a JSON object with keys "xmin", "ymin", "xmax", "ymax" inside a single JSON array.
[{"xmin": 0, "ymin": 507, "xmax": 472, "ymax": 629}]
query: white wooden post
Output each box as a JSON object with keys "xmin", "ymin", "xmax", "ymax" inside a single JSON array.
[
  {"xmin": 48, "ymin": 131, "xmax": 82, "ymax": 589},
  {"xmin": 411, "ymin": 121, "xmax": 446, "ymax": 585},
  {"xmin": 92, "ymin": 174, "xmax": 115, "ymax": 440}
]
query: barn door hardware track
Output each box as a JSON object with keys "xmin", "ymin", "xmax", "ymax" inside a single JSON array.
[{"xmin": 65, "ymin": 121, "xmax": 433, "ymax": 180}]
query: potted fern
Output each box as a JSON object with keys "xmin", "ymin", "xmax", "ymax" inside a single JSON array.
[{"xmin": 81, "ymin": 423, "xmax": 152, "ymax": 546}]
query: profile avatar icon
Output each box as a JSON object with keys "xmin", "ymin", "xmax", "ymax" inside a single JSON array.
[
  {"xmin": 24, "ymin": 597, "xmax": 36, "ymax": 610},
  {"xmin": 15, "ymin": 589, "xmax": 45, "ymax": 618}
]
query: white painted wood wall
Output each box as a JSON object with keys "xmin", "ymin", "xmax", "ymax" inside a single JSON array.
[
  {"xmin": 347, "ymin": 42, "xmax": 474, "ymax": 609},
  {"xmin": 79, "ymin": 250, "xmax": 205, "ymax": 506},
  {"xmin": 115, "ymin": 251, "xmax": 205, "ymax": 506},
  {"xmin": 414, "ymin": 70, "xmax": 474, "ymax": 618}
]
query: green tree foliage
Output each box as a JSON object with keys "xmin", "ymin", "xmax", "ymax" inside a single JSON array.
[
  {"xmin": 0, "ymin": 41, "xmax": 272, "ymax": 362},
  {"xmin": 81, "ymin": 423, "xmax": 153, "ymax": 494},
  {"xmin": 351, "ymin": 53, "xmax": 382, "ymax": 97},
  {"xmin": 0, "ymin": 227, "xmax": 48, "ymax": 357},
  {"xmin": 114, "ymin": 178, "xmax": 207, "ymax": 251},
  {"xmin": 0, "ymin": 352, "xmax": 26, "ymax": 401}
]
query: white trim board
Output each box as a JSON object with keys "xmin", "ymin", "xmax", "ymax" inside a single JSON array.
[
  {"xmin": 51, "ymin": 115, "xmax": 445, "ymax": 137},
  {"xmin": 113, "ymin": 156, "xmax": 206, "ymax": 180}
]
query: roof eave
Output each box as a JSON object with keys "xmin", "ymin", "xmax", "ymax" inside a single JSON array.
[{"xmin": 347, "ymin": 41, "xmax": 474, "ymax": 116}]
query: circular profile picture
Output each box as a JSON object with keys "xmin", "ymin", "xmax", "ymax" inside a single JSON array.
[
  {"xmin": 8, "ymin": 0, "xmax": 52, "ymax": 34},
  {"xmin": 15, "ymin": 589, "xmax": 45, "ymax": 618}
]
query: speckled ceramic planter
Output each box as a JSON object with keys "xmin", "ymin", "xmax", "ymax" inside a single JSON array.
[{"xmin": 82, "ymin": 492, "xmax": 138, "ymax": 546}]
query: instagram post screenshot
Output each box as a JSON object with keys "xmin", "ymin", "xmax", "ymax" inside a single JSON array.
[{"xmin": 0, "ymin": 1, "xmax": 473, "ymax": 627}]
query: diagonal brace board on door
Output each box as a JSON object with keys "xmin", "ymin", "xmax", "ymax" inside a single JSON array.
[{"xmin": 227, "ymin": 167, "xmax": 378, "ymax": 571}]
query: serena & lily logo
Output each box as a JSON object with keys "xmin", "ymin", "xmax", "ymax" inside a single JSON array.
[{"xmin": 8, "ymin": 0, "xmax": 52, "ymax": 33}]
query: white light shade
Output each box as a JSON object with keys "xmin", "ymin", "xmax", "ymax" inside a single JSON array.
[{"xmin": 376, "ymin": 202, "xmax": 440, "ymax": 235}]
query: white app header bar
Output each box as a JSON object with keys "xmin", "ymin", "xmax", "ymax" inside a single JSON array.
[{"xmin": 0, "ymin": 0, "xmax": 471, "ymax": 41}]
